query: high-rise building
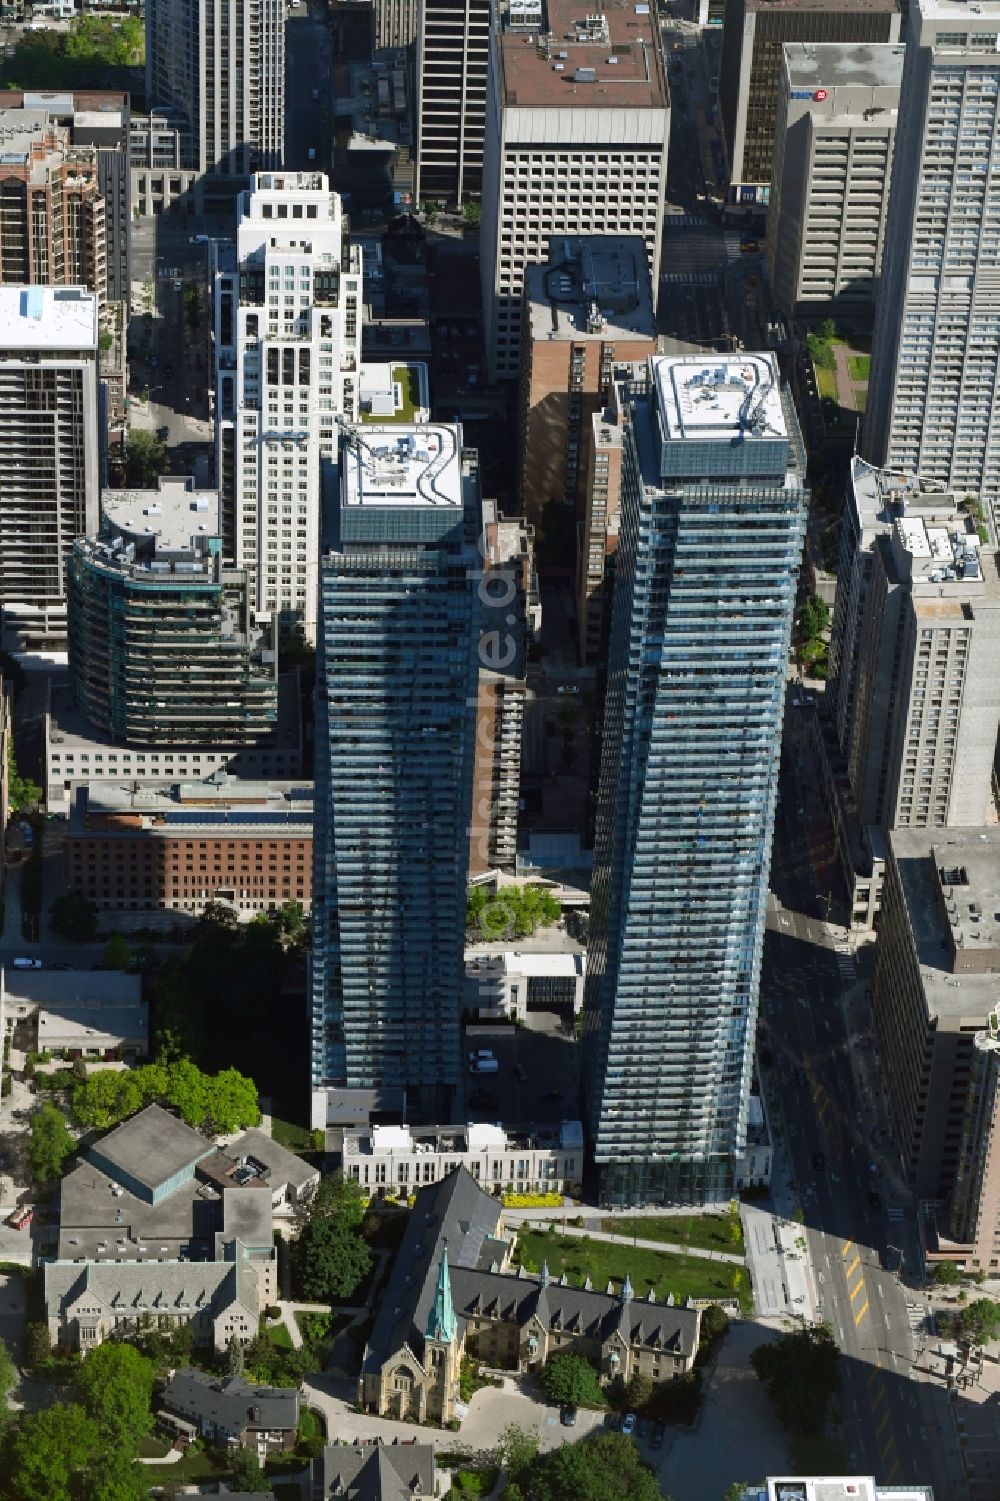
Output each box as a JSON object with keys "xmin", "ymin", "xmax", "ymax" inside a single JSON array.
[
  {"xmin": 145, "ymin": 0, "xmax": 284, "ymax": 178},
  {"xmin": 214, "ymin": 172, "xmax": 363, "ymax": 642},
  {"xmin": 827, "ymin": 459, "xmax": 1000, "ymax": 833},
  {"xmin": 872, "ymin": 828, "xmax": 1000, "ymax": 1203},
  {"xmin": 582, "ymin": 354, "xmax": 806, "ymax": 1206},
  {"xmin": 864, "ymin": 0, "xmax": 1000, "ymax": 514},
  {"xmin": 481, "ymin": 0, "xmax": 669, "ymax": 382},
  {"xmin": 578, "ymin": 390, "xmax": 626, "ymax": 667},
  {"xmin": 67, "ymin": 477, "xmax": 277, "ymax": 747},
  {"xmin": 415, "ymin": 0, "xmax": 489, "ymax": 204},
  {"xmin": 718, "ymin": 0, "xmax": 901, "ymax": 203},
  {"xmin": 310, "ymin": 423, "xmax": 482, "ymax": 1130},
  {"xmin": 518, "ymin": 237, "xmax": 656, "ymax": 528},
  {"xmin": 0, "ymin": 286, "xmax": 99, "ymax": 651},
  {"xmin": 766, "ymin": 44, "xmax": 902, "ymax": 319},
  {"xmin": 373, "ymin": 0, "xmax": 418, "ymax": 48},
  {"xmin": 947, "ymin": 998, "xmax": 1000, "ymax": 1275}
]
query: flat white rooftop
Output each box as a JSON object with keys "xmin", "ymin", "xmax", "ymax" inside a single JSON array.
[
  {"xmin": 102, "ymin": 476, "xmax": 221, "ymax": 554},
  {"xmin": 0, "ymin": 285, "xmax": 97, "ymax": 351},
  {"xmin": 342, "ymin": 424, "xmax": 463, "ymax": 509},
  {"xmin": 654, "ymin": 354, "xmax": 786, "ymax": 444}
]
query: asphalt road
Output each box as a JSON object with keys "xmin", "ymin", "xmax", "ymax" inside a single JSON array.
[
  {"xmin": 285, "ymin": 2, "xmax": 332, "ymax": 172},
  {"xmin": 760, "ymin": 701, "xmax": 968, "ymax": 1498}
]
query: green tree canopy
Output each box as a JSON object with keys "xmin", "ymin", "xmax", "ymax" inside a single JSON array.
[
  {"xmin": 750, "ymin": 1325, "xmax": 841, "ymax": 1435},
  {"xmin": 932, "ymin": 1260, "xmax": 962, "ymax": 1287},
  {"xmin": 0, "ymin": 1336, "xmax": 16, "ymax": 1431},
  {"xmin": 467, "ymin": 882, "xmax": 561, "ymax": 942},
  {"xmin": 538, "ymin": 1353, "xmax": 605, "ymax": 1408},
  {"xmin": 77, "ymin": 1447, "xmax": 152, "ymax": 1501},
  {"xmin": 311, "ymin": 1170, "xmax": 367, "ymax": 1229},
  {"xmin": 73, "ymin": 1342, "xmax": 155, "ymax": 1448},
  {"xmin": 23, "ymin": 1320, "xmax": 51, "ymax": 1368},
  {"xmin": 102, "ymin": 934, "xmax": 132, "ymax": 972},
  {"xmin": 230, "ymin": 1448, "xmax": 271, "ymax": 1492},
  {"xmin": 49, "ymin": 889, "xmax": 99, "ymax": 942},
  {"xmin": 28, "ymin": 1102, "xmax": 75, "ymax": 1183},
  {"xmin": 5, "ymin": 1402, "xmax": 100, "ymax": 1501},
  {"xmin": 7, "ymin": 734, "xmax": 41, "ymax": 810},
  {"xmin": 125, "ymin": 428, "xmax": 169, "ymax": 487},
  {"xmin": 527, "ymin": 1431, "xmax": 664, "ymax": 1501},
  {"xmin": 300, "ymin": 1216, "xmax": 373, "ymax": 1301},
  {"xmin": 70, "ymin": 1059, "xmax": 260, "ymax": 1134},
  {"xmin": 957, "ymin": 1297, "xmax": 1000, "ymax": 1344}
]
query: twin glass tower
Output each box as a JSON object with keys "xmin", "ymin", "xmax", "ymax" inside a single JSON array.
[{"xmin": 311, "ymin": 372, "xmax": 805, "ymax": 1206}]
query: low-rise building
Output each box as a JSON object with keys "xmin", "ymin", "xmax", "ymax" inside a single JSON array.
[
  {"xmin": 465, "ymin": 948, "xmax": 585, "ymax": 1021},
  {"xmin": 734, "ymin": 1092, "xmax": 773, "ymax": 1192},
  {"xmin": 309, "ymin": 1443, "xmax": 436, "ymax": 1501},
  {"xmin": 216, "ymin": 1128, "xmax": 320, "ymax": 1213},
  {"xmin": 44, "ymin": 1104, "xmax": 279, "ymax": 1353},
  {"xmin": 65, "ymin": 780, "xmax": 313, "ymax": 924},
  {"xmin": 748, "ymin": 1479, "xmax": 933, "ymax": 1501},
  {"xmin": 0, "ymin": 968, "xmax": 147, "ymax": 1061},
  {"xmin": 359, "ymin": 1167, "xmax": 701, "ymax": 1424},
  {"xmin": 158, "ymin": 1368, "xmax": 299, "ymax": 1454},
  {"xmin": 341, "ymin": 1120, "xmax": 585, "ymax": 1198}
]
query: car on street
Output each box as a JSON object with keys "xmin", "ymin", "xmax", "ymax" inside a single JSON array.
[
  {"xmin": 637, "ymin": 1416, "xmax": 650, "ymax": 1438},
  {"xmin": 812, "ymin": 1151, "xmax": 826, "ymax": 1172},
  {"xmin": 156, "ymin": 426, "xmax": 169, "ymax": 440},
  {"xmin": 650, "ymin": 1423, "xmax": 665, "ymax": 1450},
  {"xmin": 606, "ymin": 1411, "xmax": 621, "ymax": 1431},
  {"xmin": 173, "ymin": 279, "xmax": 183, "ymax": 291},
  {"xmin": 621, "ymin": 1412, "xmax": 637, "ymax": 1437},
  {"xmin": 869, "ymin": 1190, "xmax": 882, "ymax": 1211},
  {"xmin": 560, "ymin": 1405, "xmax": 577, "ymax": 1427}
]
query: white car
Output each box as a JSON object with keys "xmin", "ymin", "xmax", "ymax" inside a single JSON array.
[{"xmin": 622, "ymin": 1412, "xmax": 637, "ymax": 1436}]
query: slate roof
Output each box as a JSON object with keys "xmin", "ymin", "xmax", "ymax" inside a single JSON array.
[
  {"xmin": 312, "ymin": 1443, "xmax": 435, "ymax": 1501},
  {"xmin": 159, "ymin": 1366, "xmax": 299, "ymax": 1435},
  {"xmin": 44, "ymin": 1240, "xmax": 259, "ymax": 1325},
  {"xmin": 362, "ymin": 1167, "xmax": 504, "ymax": 1375}
]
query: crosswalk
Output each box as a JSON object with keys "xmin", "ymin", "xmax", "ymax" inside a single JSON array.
[
  {"xmin": 660, "ymin": 270, "xmax": 720, "ymax": 285},
  {"xmin": 724, "ymin": 233, "xmax": 744, "ymax": 262},
  {"xmin": 906, "ymin": 1300, "xmax": 926, "ymax": 1335},
  {"xmin": 836, "ymin": 951, "xmax": 856, "ymax": 986},
  {"xmin": 664, "ymin": 213, "xmax": 710, "ymax": 229},
  {"xmin": 886, "ymin": 1205, "xmax": 905, "ymax": 1222}
]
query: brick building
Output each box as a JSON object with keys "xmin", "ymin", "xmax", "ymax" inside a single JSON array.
[{"xmin": 65, "ymin": 780, "xmax": 313, "ymax": 923}]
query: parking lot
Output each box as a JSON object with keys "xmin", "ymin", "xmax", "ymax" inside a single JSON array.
[{"xmin": 461, "ymin": 1020, "xmax": 581, "ymax": 1127}]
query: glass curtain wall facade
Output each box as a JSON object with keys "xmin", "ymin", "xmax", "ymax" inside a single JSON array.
[
  {"xmin": 310, "ymin": 434, "xmax": 482, "ymax": 1128},
  {"xmin": 583, "ymin": 357, "xmax": 806, "ymax": 1206}
]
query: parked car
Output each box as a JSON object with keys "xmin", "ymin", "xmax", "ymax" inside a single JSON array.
[
  {"xmin": 156, "ymin": 426, "xmax": 170, "ymax": 440},
  {"xmin": 621, "ymin": 1412, "xmax": 637, "ymax": 1437},
  {"xmin": 7, "ymin": 1206, "xmax": 33, "ymax": 1230},
  {"xmin": 812, "ymin": 1151, "xmax": 826, "ymax": 1173},
  {"xmin": 650, "ymin": 1423, "xmax": 665, "ymax": 1450},
  {"xmin": 12, "ymin": 958, "xmax": 41, "ymax": 970},
  {"xmin": 560, "ymin": 1405, "xmax": 577, "ymax": 1427},
  {"xmin": 172, "ymin": 279, "xmax": 183, "ymax": 291},
  {"xmin": 637, "ymin": 1416, "xmax": 650, "ymax": 1438}
]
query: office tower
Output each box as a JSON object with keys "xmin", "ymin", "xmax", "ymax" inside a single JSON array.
[
  {"xmin": 0, "ymin": 91, "xmax": 132, "ymax": 306},
  {"xmin": 310, "ymin": 423, "xmax": 482, "ymax": 1130},
  {"xmin": 766, "ymin": 44, "xmax": 902, "ymax": 319},
  {"xmin": 145, "ymin": 0, "xmax": 284, "ymax": 178},
  {"xmin": 481, "ymin": 0, "xmax": 669, "ymax": 383},
  {"xmin": 578, "ymin": 390, "xmax": 626, "ymax": 667},
  {"xmin": 0, "ymin": 114, "xmax": 106, "ymax": 298},
  {"xmin": 374, "ymin": 0, "xmax": 418, "ymax": 48},
  {"xmin": 67, "ymin": 477, "xmax": 277, "ymax": 746},
  {"xmin": 518, "ymin": 237, "xmax": 656, "ymax": 528},
  {"xmin": 0, "ymin": 286, "xmax": 99, "ymax": 651},
  {"xmin": 865, "ymin": 2, "xmax": 1000, "ymax": 510},
  {"xmin": 468, "ymin": 501, "xmax": 539, "ymax": 878},
  {"xmin": 583, "ymin": 354, "xmax": 806, "ymax": 1206},
  {"xmin": 718, "ymin": 0, "xmax": 901, "ymax": 202},
  {"xmin": 414, "ymin": 0, "xmax": 489, "ymax": 205},
  {"xmin": 827, "ymin": 459, "xmax": 1000, "ymax": 833},
  {"xmin": 948, "ymin": 999, "xmax": 1000, "ymax": 1274},
  {"xmin": 872, "ymin": 829, "xmax": 1000, "ymax": 1203},
  {"xmin": 214, "ymin": 172, "xmax": 363, "ymax": 642}
]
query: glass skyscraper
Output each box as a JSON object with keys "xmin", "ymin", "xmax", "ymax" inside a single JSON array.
[
  {"xmin": 310, "ymin": 424, "xmax": 482, "ymax": 1130},
  {"xmin": 583, "ymin": 355, "xmax": 806, "ymax": 1206}
]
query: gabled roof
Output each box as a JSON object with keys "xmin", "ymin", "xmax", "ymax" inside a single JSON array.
[
  {"xmin": 362, "ymin": 1167, "xmax": 504, "ymax": 1374},
  {"xmin": 159, "ymin": 1367, "xmax": 299, "ymax": 1434},
  {"xmin": 44, "ymin": 1252, "xmax": 259, "ymax": 1325},
  {"xmin": 314, "ymin": 1443, "xmax": 435, "ymax": 1501}
]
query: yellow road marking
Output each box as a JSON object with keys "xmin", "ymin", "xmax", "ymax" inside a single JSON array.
[
  {"xmin": 854, "ymin": 1298, "xmax": 870, "ymax": 1326},
  {"xmin": 850, "ymin": 1278, "xmax": 866, "ymax": 1302},
  {"xmin": 876, "ymin": 1409, "xmax": 891, "ymax": 1438},
  {"xmin": 845, "ymin": 1254, "xmax": 861, "ymax": 1278},
  {"xmin": 842, "ymin": 1240, "xmax": 854, "ymax": 1258},
  {"xmin": 880, "ymin": 1435, "xmax": 895, "ymax": 1463},
  {"xmin": 886, "ymin": 1459, "xmax": 900, "ymax": 1484},
  {"xmin": 866, "ymin": 1369, "xmax": 880, "ymax": 1390},
  {"xmin": 871, "ymin": 1382, "xmax": 887, "ymax": 1409}
]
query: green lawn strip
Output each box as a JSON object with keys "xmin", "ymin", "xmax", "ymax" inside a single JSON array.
[
  {"xmin": 136, "ymin": 1434, "xmax": 174, "ymax": 1458},
  {"xmin": 814, "ymin": 364, "xmax": 839, "ymax": 402},
  {"xmin": 847, "ymin": 353, "xmax": 871, "ymax": 381},
  {"xmin": 266, "ymin": 1320, "xmax": 294, "ymax": 1350},
  {"xmin": 517, "ymin": 1230, "xmax": 749, "ymax": 1310},
  {"xmin": 271, "ymin": 1116, "xmax": 312, "ymax": 1152},
  {"xmin": 604, "ymin": 1213, "xmax": 744, "ymax": 1256},
  {"xmin": 141, "ymin": 1450, "xmax": 229, "ymax": 1485},
  {"xmin": 393, "ymin": 364, "xmax": 420, "ymax": 420}
]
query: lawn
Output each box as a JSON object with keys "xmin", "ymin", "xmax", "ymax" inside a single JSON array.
[
  {"xmin": 392, "ymin": 363, "xmax": 422, "ymax": 420},
  {"xmin": 516, "ymin": 1230, "xmax": 751, "ymax": 1311},
  {"xmin": 814, "ymin": 363, "xmax": 839, "ymax": 403},
  {"xmin": 271, "ymin": 1115, "xmax": 312, "ymax": 1152},
  {"xmin": 847, "ymin": 353, "xmax": 871, "ymax": 382},
  {"xmin": 605, "ymin": 1213, "xmax": 744, "ymax": 1256},
  {"xmin": 265, "ymin": 1320, "xmax": 294, "ymax": 1350},
  {"xmin": 136, "ymin": 1434, "xmax": 174, "ymax": 1458},
  {"xmin": 141, "ymin": 1449, "xmax": 230, "ymax": 1488}
]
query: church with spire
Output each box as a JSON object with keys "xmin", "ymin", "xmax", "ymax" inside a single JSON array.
[{"xmin": 358, "ymin": 1167, "xmax": 702, "ymax": 1424}]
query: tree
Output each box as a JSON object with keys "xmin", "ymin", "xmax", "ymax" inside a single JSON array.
[
  {"xmin": 74, "ymin": 1341, "xmax": 155, "ymax": 1448},
  {"xmin": 230, "ymin": 1449, "xmax": 271, "ymax": 1492},
  {"xmin": 226, "ymin": 1333, "xmax": 246, "ymax": 1377},
  {"xmin": 28, "ymin": 1102, "xmax": 75, "ymax": 1182},
  {"xmin": 0, "ymin": 1336, "xmax": 16, "ymax": 1430},
  {"xmin": 623, "ymin": 1371, "xmax": 653, "ymax": 1411},
  {"xmin": 198, "ymin": 899, "xmax": 239, "ymax": 934},
  {"xmin": 300, "ymin": 1216, "xmax": 373, "ymax": 1301},
  {"xmin": 311, "ymin": 1170, "xmax": 367, "ymax": 1230},
  {"xmin": 102, "ymin": 934, "xmax": 132, "ymax": 971},
  {"xmin": 7, "ymin": 735, "xmax": 40, "ymax": 811},
  {"xmin": 958, "ymin": 1297, "xmax": 1000, "ymax": 1345},
  {"xmin": 5, "ymin": 1402, "xmax": 100, "ymax": 1501},
  {"xmin": 750, "ymin": 1325, "xmax": 841, "ymax": 1435},
  {"xmin": 495, "ymin": 1423, "xmax": 539, "ymax": 1483},
  {"xmin": 932, "ymin": 1260, "xmax": 962, "ymax": 1287},
  {"xmin": 49, "ymin": 889, "xmax": 99, "ymax": 942},
  {"xmin": 125, "ymin": 428, "xmax": 169, "ymax": 487},
  {"xmin": 70, "ymin": 1059, "xmax": 260, "ymax": 1134},
  {"xmin": 539, "ymin": 1353, "xmax": 605, "ymax": 1408},
  {"xmin": 722, "ymin": 1486, "xmax": 755, "ymax": 1501},
  {"xmin": 78, "ymin": 1449, "xmax": 152, "ymax": 1501},
  {"xmin": 528, "ymin": 1431, "xmax": 664, "ymax": 1501},
  {"xmin": 274, "ymin": 899, "xmax": 306, "ymax": 944},
  {"xmin": 23, "ymin": 1320, "xmax": 51, "ymax": 1368},
  {"xmin": 701, "ymin": 1305, "xmax": 731, "ymax": 1343}
]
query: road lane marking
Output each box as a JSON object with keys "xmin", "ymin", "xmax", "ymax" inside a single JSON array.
[
  {"xmin": 886, "ymin": 1459, "xmax": 900, "ymax": 1483},
  {"xmin": 850, "ymin": 1278, "xmax": 866, "ymax": 1302},
  {"xmin": 842, "ymin": 1240, "xmax": 854, "ymax": 1258},
  {"xmin": 855, "ymin": 1298, "xmax": 870, "ymax": 1325},
  {"xmin": 845, "ymin": 1254, "xmax": 861, "ymax": 1278},
  {"xmin": 876, "ymin": 1410, "xmax": 891, "ymax": 1438},
  {"xmin": 871, "ymin": 1383, "xmax": 886, "ymax": 1410},
  {"xmin": 880, "ymin": 1436, "xmax": 895, "ymax": 1463}
]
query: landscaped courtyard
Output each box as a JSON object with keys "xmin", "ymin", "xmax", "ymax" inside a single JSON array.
[{"xmin": 515, "ymin": 1230, "xmax": 751, "ymax": 1311}]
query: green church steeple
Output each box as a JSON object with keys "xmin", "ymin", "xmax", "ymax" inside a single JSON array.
[{"xmin": 427, "ymin": 1244, "xmax": 457, "ymax": 1343}]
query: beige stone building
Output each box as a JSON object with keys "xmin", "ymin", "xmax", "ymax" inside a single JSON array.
[{"xmin": 359, "ymin": 1167, "xmax": 701, "ymax": 1424}]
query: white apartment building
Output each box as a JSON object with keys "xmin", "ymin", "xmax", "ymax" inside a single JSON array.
[
  {"xmin": 480, "ymin": 0, "xmax": 669, "ymax": 382},
  {"xmin": 214, "ymin": 173, "xmax": 363, "ymax": 642},
  {"xmin": 145, "ymin": 0, "xmax": 284, "ymax": 179},
  {"xmin": 0, "ymin": 286, "xmax": 99, "ymax": 652},
  {"xmin": 865, "ymin": 0, "xmax": 1000, "ymax": 517},
  {"xmin": 767, "ymin": 43, "xmax": 903, "ymax": 319},
  {"xmin": 340, "ymin": 1119, "xmax": 585, "ymax": 1197}
]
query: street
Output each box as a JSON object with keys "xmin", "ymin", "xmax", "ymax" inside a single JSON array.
[{"xmin": 760, "ymin": 696, "xmax": 971, "ymax": 1498}]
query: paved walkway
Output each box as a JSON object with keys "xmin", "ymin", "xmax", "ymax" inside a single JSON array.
[
  {"xmin": 136, "ymin": 1447, "xmax": 183, "ymax": 1467},
  {"xmin": 537, "ymin": 1222, "xmax": 745, "ymax": 1265},
  {"xmin": 272, "ymin": 1299, "xmax": 339, "ymax": 1350},
  {"xmin": 832, "ymin": 341, "xmax": 867, "ymax": 415}
]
